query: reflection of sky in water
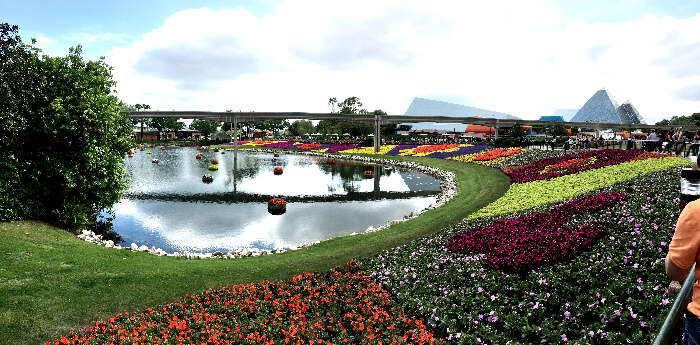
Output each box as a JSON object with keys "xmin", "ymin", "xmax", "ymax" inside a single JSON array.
[
  {"xmin": 112, "ymin": 197, "xmax": 436, "ymax": 253},
  {"xmin": 125, "ymin": 148, "xmax": 440, "ymax": 196},
  {"xmin": 114, "ymin": 148, "xmax": 441, "ymax": 253}
]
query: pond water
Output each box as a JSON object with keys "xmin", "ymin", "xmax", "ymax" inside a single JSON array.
[{"xmin": 110, "ymin": 147, "xmax": 441, "ymax": 253}]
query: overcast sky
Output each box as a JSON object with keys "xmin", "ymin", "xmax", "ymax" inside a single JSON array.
[{"xmin": 3, "ymin": 0, "xmax": 700, "ymax": 123}]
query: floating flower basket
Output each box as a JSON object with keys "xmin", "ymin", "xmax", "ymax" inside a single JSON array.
[
  {"xmin": 127, "ymin": 153, "xmax": 133, "ymax": 158},
  {"xmin": 273, "ymin": 167, "xmax": 283, "ymax": 175},
  {"xmin": 208, "ymin": 165, "xmax": 219, "ymax": 171},
  {"xmin": 127, "ymin": 150, "xmax": 133, "ymax": 155},
  {"xmin": 268, "ymin": 197, "xmax": 287, "ymax": 215},
  {"xmin": 221, "ymin": 150, "xmax": 225, "ymax": 154},
  {"xmin": 160, "ymin": 146, "xmax": 166, "ymax": 150},
  {"xmin": 213, "ymin": 148, "xmax": 219, "ymax": 152},
  {"xmin": 152, "ymin": 159, "xmax": 159, "ymax": 164},
  {"xmin": 211, "ymin": 158, "xmax": 218, "ymax": 164},
  {"xmin": 364, "ymin": 170, "xmax": 374, "ymax": 178},
  {"xmin": 327, "ymin": 159, "xmax": 335, "ymax": 164},
  {"xmin": 274, "ymin": 153, "xmax": 280, "ymax": 157},
  {"xmin": 202, "ymin": 174, "xmax": 214, "ymax": 183},
  {"xmin": 195, "ymin": 154, "xmax": 202, "ymax": 160},
  {"xmin": 146, "ymin": 151, "xmax": 152, "ymax": 155}
]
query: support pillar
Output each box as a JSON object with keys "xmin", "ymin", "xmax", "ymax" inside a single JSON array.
[
  {"xmin": 374, "ymin": 113, "xmax": 381, "ymax": 153},
  {"xmin": 494, "ymin": 120, "xmax": 500, "ymax": 140},
  {"xmin": 233, "ymin": 116, "xmax": 239, "ymax": 161}
]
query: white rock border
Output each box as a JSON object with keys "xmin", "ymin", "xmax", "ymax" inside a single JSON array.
[{"xmin": 76, "ymin": 147, "xmax": 457, "ymax": 259}]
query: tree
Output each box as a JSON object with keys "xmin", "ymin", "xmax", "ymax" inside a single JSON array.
[
  {"xmin": 150, "ymin": 117, "xmax": 184, "ymax": 140},
  {"xmin": 123, "ymin": 103, "xmax": 151, "ymax": 141},
  {"xmin": 321, "ymin": 96, "xmax": 383, "ymax": 136},
  {"xmin": 288, "ymin": 120, "xmax": 315, "ymax": 136},
  {"xmin": 0, "ymin": 23, "xmax": 132, "ymax": 228},
  {"xmin": 189, "ymin": 119, "xmax": 220, "ymax": 137}
]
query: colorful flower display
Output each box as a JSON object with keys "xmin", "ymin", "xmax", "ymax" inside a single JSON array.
[
  {"xmin": 446, "ymin": 192, "xmax": 628, "ymax": 272},
  {"xmin": 50, "ymin": 262, "xmax": 443, "ymax": 345},
  {"xmin": 506, "ymin": 149, "xmax": 649, "ymax": 183}
]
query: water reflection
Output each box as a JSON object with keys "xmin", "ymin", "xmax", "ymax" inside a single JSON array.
[{"xmin": 113, "ymin": 148, "xmax": 441, "ymax": 253}]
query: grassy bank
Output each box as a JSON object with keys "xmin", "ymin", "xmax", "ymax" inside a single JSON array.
[{"xmin": 0, "ymin": 156, "xmax": 509, "ymax": 344}]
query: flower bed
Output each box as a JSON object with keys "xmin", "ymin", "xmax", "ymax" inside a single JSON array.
[
  {"xmin": 49, "ymin": 262, "xmax": 443, "ymax": 345},
  {"xmin": 506, "ymin": 149, "xmax": 647, "ymax": 183},
  {"xmin": 361, "ymin": 149, "xmax": 689, "ymax": 344},
  {"xmin": 446, "ymin": 192, "xmax": 628, "ymax": 272}
]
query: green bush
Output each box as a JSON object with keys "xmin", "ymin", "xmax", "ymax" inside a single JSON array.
[{"xmin": 0, "ymin": 24, "xmax": 132, "ymax": 229}]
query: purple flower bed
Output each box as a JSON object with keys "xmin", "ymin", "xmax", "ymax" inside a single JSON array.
[
  {"xmin": 260, "ymin": 141, "xmax": 296, "ymax": 149},
  {"xmin": 507, "ymin": 149, "xmax": 643, "ymax": 183},
  {"xmin": 325, "ymin": 144, "xmax": 358, "ymax": 152},
  {"xmin": 446, "ymin": 192, "xmax": 629, "ymax": 272},
  {"xmin": 384, "ymin": 145, "xmax": 420, "ymax": 156},
  {"xmin": 426, "ymin": 144, "xmax": 488, "ymax": 159}
]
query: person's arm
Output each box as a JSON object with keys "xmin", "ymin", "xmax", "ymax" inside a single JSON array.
[{"xmin": 666, "ymin": 253, "xmax": 691, "ymax": 281}]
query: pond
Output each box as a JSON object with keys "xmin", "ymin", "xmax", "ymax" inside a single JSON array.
[{"xmin": 110, "ymin": 147, "xmax": 442, "ymax": 253}]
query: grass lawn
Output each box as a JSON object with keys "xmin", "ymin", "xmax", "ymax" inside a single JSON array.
[{"xmin": 0, "ymin": 155, "xmax": 510, "ymax": 345}]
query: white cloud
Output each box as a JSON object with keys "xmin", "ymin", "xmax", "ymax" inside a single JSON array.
[{"xmin": 104, "ymin": 1, "xmax": 700, "ymax": 123}]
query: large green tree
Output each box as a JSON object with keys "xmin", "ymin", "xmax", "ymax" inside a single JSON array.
[
  {"xmin": 288, "ymin": 120, "xmax": 315, "ymax": 136},
  {"xmin": 150, "ymin": 117, "xmax": 184, "ymax": 140},
  {"xmin": 189, "ymin": 119, "xmax": 220, "ymax": 137},
  {"xmin": 656, "ymin": 113, "xmax": 700, "ymax": 127},
  {"xmin": 319, "ymin": 97, "xmax": 392, "ymax": 136},
  {"xmin": 0, "ymin": 23, "xmax": 132, "ymax": 228}
]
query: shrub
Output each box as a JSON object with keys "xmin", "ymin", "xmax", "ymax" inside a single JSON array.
[{"xmin": 0, "ymin": 24, "xmax": 132, "ymax": 229}]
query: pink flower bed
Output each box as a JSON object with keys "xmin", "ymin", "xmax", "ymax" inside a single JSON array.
[{"xmin": 446, "ymin": 192, "xmax": 629, "ymax": 272}]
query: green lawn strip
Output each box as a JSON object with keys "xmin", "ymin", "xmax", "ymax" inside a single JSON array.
[{"xmin": 0, "ymin": 155, "xmax": 510, "ymax": 345}]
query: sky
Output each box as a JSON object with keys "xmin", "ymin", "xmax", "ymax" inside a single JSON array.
[{"xmin": 2, "ymin": 0, "xmax": 700, "ymax": 123}]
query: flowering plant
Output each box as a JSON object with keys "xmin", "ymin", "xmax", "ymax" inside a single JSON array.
[
  {"xmin": 210, "ymin": 158, "xmax": 218, "ymax": 164},
  {"xmin": 273, "ymin": 166, "xmax": 283, "ymax": 175},
  {"xmin": 50, "ymin": 262, "xmax": 442, "ymax": 344},
  {"xmin": 195, "ymin": 154, "xmax": 202, "ymax": 160},
  {"xmin": 268, "ymin": 197, "xmax": 287, "ymax": 206},
  {"xmin": 447, "ymin": 192, "xmax": 628, "ymax": 271}
]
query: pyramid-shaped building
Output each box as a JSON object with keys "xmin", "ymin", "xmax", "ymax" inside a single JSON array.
[
  {"xmin": 400, "ymin": 97, "xmax": 520, "ymax": 131},
  {"xmin": 570, "ymin": 89, "xmax": 643, "ymax": 124}
]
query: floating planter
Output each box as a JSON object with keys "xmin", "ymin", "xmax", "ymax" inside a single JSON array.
[
  {"xmin": 160, "ymin": 146, "xmax": 166, "ymax": 150},
  {"xmin": 127, "ymin": 153, "xmax": 133, "ymax": 158},
  {"xmin": 127, "ymin": 150, "xmax": 133, "ymax": 155},
  {"xmin": 202, "ymin": 174, "xmax": 214, "ymax": 183},
  {"xmin": 208, "ymin": 165, "xmax": 218, "ymax": 171},
  {"xmin": 195, "ymin": 154, "xmax": 202, "ymax": 160},
  {"xmin": 211, "ymin": 158, "xmax": 218, "ymax": 164},
  {"xmin": 364, "ymin": 170, "xmax": 374, "ymax": 178},
  {"xmin": 274, "ymin": 153, "xmax": 280, "ymax": 157},
  {"xmin": 267, "ymin": 197, "xmax": 287, "ymax": 215},
  {"xmin": 214, "ymin": 148, "xmax": 219, "ymax": 152},
  {"xmin": 273, "ymin": 167, "xmax": 283, "ymax": 175},
  {"xmin": 197, "ymin": 147, "xmax": 203, "ymax": 151},
  {"xmin": 152, "ymin": 159, "xmax": 159, "ymax": 164},
  {"xmin": 327, "ymin": 159, "xmax": 335, "ymax": 164},
  {"xmin": 221, "ymin": 151, "xmax": 225, "ymax": 155},
  {"xmin": 146, "ymin": 151, "xmax": 152, "ymax": 155}
]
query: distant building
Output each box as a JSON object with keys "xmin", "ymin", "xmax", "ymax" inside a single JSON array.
[
  {"xmin": 570, "ymin": 89, "xmax": 643, "ymax": 124},
  {"xmin": 551, "ymin": 109, "xmax": 578, "ymax": 122},
  {"xmin": 398, "ymin": 97, "xmax": 520, "ymax": 131},
  {"xmin": 538, "ymin": 115, "xmax": 565, "ymax": 122}
]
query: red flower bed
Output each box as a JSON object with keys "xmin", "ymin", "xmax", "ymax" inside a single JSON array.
[
  {"xmin": 296, "ymin": 143, "xmax": 322, "ymax": 150},
  {"xmin": 472, "ymin": 148, "xmax": 522, "ymax": 161},
  {"xmin": 48, "ymin": 262, "xmax": 442, "ymax": 345},
  {"xmin": 506, "ymin": 149, "xmax": 643, "ymax": 183},
  {"xmin": 446, "ymin": 192, "xmax": 628, "ymax": 272},
  {"xmin": 539, "ymin": 157, "xmax": 596, "ymax": 174},
  {"xmin": 412, "ymin": 144, "xmax": 458, "ymax": 153}
]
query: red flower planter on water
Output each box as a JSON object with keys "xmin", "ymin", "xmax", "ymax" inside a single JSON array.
[
  {"xmin": 268, "ymin": 197, "xmax": 287, "ymax": 215},
  {"xmin": 273, "ymin": 167, "xmax": 283, "ymax": 175}
]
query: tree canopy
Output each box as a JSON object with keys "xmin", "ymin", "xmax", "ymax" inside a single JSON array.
[
  {"xmin": 0, "ymin": 23, "xmax": 132, "ymax": 229},
  {"xmin": 189, "ymin": 119, "xmax": 221, "ymax": 137}
]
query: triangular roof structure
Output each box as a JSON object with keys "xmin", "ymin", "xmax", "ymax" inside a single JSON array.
[
  {"xmin": 539, "ymin": 115, "xmax": 564, "ymax": 122},
  {"xmin": 616, "ymin": 101, "xmax": 644, "ymax": 124},
  {"xmin": 571, "ymin": 89, "xmax": 623, "ymax": 123},
  {"xmin": 400, "ymin": 97, "xmax": 520, "ymax": 131}
]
